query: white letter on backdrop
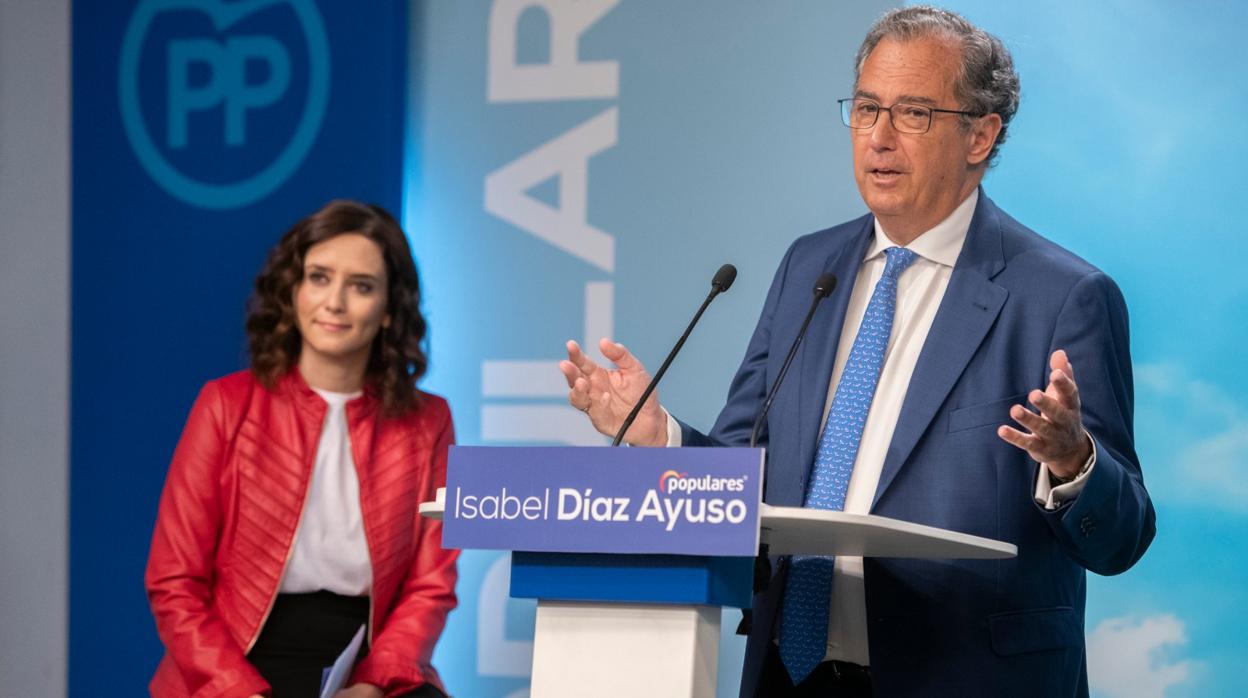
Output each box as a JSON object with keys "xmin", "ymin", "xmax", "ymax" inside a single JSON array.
[
  {"xmin": 488, "ymin": 0, "xmax": 620, "ymax": 102},
  {"xmin": 484, "ymin": 107, "xmax": 617, "ymax": 273}
]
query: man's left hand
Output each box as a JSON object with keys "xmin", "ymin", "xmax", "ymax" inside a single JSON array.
[{"xmin": 997, "ymin": 349, "xmax": 1092, "ymax": 481}]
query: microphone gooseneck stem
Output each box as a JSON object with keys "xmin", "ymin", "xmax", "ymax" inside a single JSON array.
[
  {"xmin": 612, "ymin": 286, "xmax": 722, "ymax": 447},
  {"xmin": 749, "ymin": 274, "xmax": 836, "ymax": 448}
]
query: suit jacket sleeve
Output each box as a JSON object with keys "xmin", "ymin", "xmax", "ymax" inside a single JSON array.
[
  {"xmin": 1035, "ymin": 270, "xmax": 1156, "ymax": 575},
  {"xmin": 679, "ymin": 241, "xmax": 798, "ymax": 448},
  {"xmin": 145, "ymin": 381, "xmax": 270, "ymax": 698},
  {"xmin": 351, "ymin": 404, "xmax": 460, "ymax": 696}
]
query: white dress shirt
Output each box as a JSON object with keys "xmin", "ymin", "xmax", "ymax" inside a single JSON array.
[
  {"xmin": 280, "ymin": 388, "xmax": 373, "ymax": 596},
  {"xmin": 665, "ymin": 189, "xmax": 1093, "ymax": 665},
  {"xmin": 817, "ymin": 190, "xmax": 978, "ymax": 665}
]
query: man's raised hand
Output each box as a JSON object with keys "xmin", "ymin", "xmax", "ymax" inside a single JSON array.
[
  {"xmin": 560, "ymin": 338, "xmax": 667, "ymax": 447},
  {"xmin": 998, "ymin": 349, "xmax": 1092, "ymax": 481}
]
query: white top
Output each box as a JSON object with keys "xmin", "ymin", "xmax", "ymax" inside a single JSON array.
[
  {"xmin": 279, "ymin": 388, "xmax": 373, "ymax": 596},
  {"xmin": 666, "ymin": 189, "xmax": 1093, "ymax": 665}
]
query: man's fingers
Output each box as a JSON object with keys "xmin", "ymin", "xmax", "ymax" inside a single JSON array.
[
  {"xmin": 563, "ymin": 341, "xmax": 603, "ymax": 383},
  {"xmin": 1049, "ymin": 349, "xmax": 1067, "ymax": 372},
  {"xmin": 568, "ymin": 377, "xmax": 592, "ymax": 411},
  {"xmin": 1031, "ymin": 387, "xmax": 1080, "ymax": 434},
  {"xmin": 997, "ymin": 424, "xmax": 1037, "ymax": 451},
  {"xmin": 567, "ymin": 339, "xmax": 601, "ymax": 375},
  {"xmin": 600, "ymin": 338, "xmax": 642, "ymax": 372},
  {"xmin": 1050, "ymin": 349, "xmax": 1075, "ymax": 382},
  {"xmin": 1049, "ymin": 369, "xmax": 1080, "ymax": 407},
  {"xmin": 1010, "ymin": 404, "xmax": 1053, "ymax": 437},
  {"xmin": 559, "ymin": 360, "xmax": 581, "ymax": 389},
  {"xmin": 1003, "ymin": 353, "xmax": 1086, "ymax": 465},
  {"xmin": 1028, "ymin": 389, "xmax": 1067, "ymax": 422},
  {"xmin": 565, "ymin": 339, "xmax": 585, "ymax": 368}
]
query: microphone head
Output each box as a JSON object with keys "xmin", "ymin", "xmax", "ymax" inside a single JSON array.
[
  {"xmin": 813, "ymin": 272, "xmax": 837, "ymax": 298},
  {"xmin": 711, "ymin": 264, "xmax": 738, "ymax": 293}
]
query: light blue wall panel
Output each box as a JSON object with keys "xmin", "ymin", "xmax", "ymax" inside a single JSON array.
[{"xmin": 935, "ymin": 3, "xmax": 1248, "ymax": 696}]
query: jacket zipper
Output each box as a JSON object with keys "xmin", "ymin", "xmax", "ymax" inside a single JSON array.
[
  {"xmin": 367, "ymin": 586, "xmax": 376, "ymax": 650},
  {"xmin": 362, "ymin": 487, "xmax": 376, "ymax": 650},
  {"xmin": 361, "ymin": 469, "xmax": 377, "ymax": 650},
  {"xmin": 244, "ymin": 463, "xmax": 316, "ymax": 654},
  {"xmin": 349, "ymin": 402, "xmax": 378, "ymax": 651}
]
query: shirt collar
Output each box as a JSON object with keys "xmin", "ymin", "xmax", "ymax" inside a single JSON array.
[
  {"xmin": 867, "ymin": 188, "xmax": 978, "ymax": 268},
  {"xmin": 313, "ymin": 387, "xmax": 364, "ymax": 405}
]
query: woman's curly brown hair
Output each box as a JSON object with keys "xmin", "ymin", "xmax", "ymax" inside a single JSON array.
[{"xmin": 246, "ymin": 200, "xmax": 428, "ymax": 416}]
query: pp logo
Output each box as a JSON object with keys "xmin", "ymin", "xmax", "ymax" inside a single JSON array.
[
  {"xmin": 659, "ymin": 470, "xmax": 687, "ymax": 493},
  {"xmin": 119, "ymin": 0, "xmax": 330, "ymax": 209}
]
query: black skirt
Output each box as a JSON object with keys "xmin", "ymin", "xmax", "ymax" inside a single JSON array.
[
  {"xmin": 247, "ymin": 591, "xmax": 448, "ymax": 698},
  {"xmin": 247, "ymin": 591, "xmax": 371, "ymax": 697}
]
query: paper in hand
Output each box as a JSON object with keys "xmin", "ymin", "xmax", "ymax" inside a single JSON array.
[{"xmin": 319, "ymin": 624, "xmax": 366, "ymax": 698}]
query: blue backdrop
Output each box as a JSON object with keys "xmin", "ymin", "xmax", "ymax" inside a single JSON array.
[{"xmin": 70, "ymin": 0, "xmax": 407, "ymax": 693}]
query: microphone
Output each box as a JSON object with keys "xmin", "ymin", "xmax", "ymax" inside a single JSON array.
[
  {"xmin": 748, "ymin": 272, "xmax": 837, "ymax": 448},
  {"xmin": 611, "ymin": 264, "xmax": 737, "ymax": 446}
]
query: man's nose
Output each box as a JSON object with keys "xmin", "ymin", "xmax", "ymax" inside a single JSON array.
[{"xmin": 868, "ymin": 110, "xmax": 899, "ymax": 149}]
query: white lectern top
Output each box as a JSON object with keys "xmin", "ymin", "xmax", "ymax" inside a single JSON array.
[{"xmin": 759, "ymin": 504, "xmax": 1014, "ymax": 559}]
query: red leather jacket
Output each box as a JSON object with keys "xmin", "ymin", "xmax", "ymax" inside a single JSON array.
[{"xmin": 145, "ymin": 369, "xmax": 459, "ymax": 698}]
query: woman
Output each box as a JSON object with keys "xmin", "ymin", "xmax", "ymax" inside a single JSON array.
[{"xmin": 146, "ymin": 201, "xmax": 458, "ymax": 698}]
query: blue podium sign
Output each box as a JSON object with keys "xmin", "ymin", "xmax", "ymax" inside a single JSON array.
[{"xmin": 443, "ymin": 446, "xmax": 765, "ymax": 557}]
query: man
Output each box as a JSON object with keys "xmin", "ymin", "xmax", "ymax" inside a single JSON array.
[{"xmin": 561, "ymin": 6, "xmax": 1154, "ymax": 697}]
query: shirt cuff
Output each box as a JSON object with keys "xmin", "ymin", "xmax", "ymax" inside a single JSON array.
[
  {"xmin": 1033, "ymin": 431, "xmax": 1097, "ymax": 510},
  {"xmin": 664, "ymin": 409, "xmax": 682, "ymax": 448}
]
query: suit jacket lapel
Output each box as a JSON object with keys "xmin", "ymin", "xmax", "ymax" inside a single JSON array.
[
  {"xmin": 789, "ymin": 217, "xmax": 874, "ymax": 504},
  {"xmin": 871, "ymin": 192, "xmax": 1009, "ymax": 510}
]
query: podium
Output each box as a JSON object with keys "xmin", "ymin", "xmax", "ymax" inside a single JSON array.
[{"xmin": 422, "ymin": 446, "xmax": 1015, "ymax": 698}]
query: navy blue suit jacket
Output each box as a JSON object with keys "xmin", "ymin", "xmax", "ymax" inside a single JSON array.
[{"xmin": 679, "ymin": 192, "xmax": 1155, "ymax": 697}]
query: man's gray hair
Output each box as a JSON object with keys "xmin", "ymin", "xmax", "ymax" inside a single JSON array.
[{"xmin": 854, "ymin": 5, "xmax": 1021, "ymax": 165}]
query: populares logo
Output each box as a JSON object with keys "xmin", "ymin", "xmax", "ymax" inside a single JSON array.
[
  {"xmin": 659, "ymin": 469, "xmax": 747, "ymax": 495},
  {"xmin": 118, "ymin": 0, "xmax": 330, "ymax": 209}
]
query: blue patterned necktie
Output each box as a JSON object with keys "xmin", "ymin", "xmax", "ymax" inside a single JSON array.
[{"xmin": 778, "ymin": 246, "xmax": 918, "ymax": 684}]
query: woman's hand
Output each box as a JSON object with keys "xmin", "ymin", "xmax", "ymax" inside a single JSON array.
[{"xmin": 334, "ymin": 683, "xmax": 385, "ymax": 698}]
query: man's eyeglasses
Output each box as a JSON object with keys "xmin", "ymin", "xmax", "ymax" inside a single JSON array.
[{"xmin": 838, "ymin": 97, "xmax": 983, "ymax": 134}]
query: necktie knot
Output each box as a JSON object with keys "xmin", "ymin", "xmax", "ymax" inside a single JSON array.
[{"xmin": 882, "ymin": 246, "xmax": 918, "ymax": 279}]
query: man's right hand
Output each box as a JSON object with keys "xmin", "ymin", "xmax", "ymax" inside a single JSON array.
[{"xmin": 560, "ymin": 338, "xmax": 668, "ymax": 447}]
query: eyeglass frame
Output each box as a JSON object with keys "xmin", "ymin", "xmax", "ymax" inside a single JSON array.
[{"xmin": 837, "ymin": 97, "xmax": 985, "ymax": 134}]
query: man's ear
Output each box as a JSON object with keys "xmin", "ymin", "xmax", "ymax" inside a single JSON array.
[{"xmin": 967, "ymin": 113, "xmax": 1003, "ymax": 166}]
